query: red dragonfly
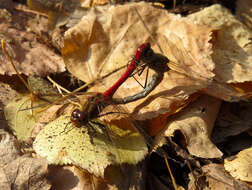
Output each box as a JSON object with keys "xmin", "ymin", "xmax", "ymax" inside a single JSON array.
[
  {"xmin": 115, "ymin": 41, "xmax": 249, "ymax": 106},
  {"xmin": 70, "ymin": 43, "xmax": 150, "ymax": 127},
  {"xmin": 67, "ymin": 43, "xmax": 160, "ymax": 147},
  {"xmin": 115, "ymin": 7, "xmax": 250, "ymax": 107}
]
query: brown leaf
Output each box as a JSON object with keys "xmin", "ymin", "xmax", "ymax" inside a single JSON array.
[
  {"xmin": 202, "ymin": 164, "xmax": 252, "ymax": 190},
  {"xmin": 156, "ymin": 94, "xmax": 223, "ymax": 158},
  {"xmin": 47, "ymin": 165, "xmax": 144, "ymax": 190},
  {"xmin": 224, "ymin": 147, "xmax": 252, "ymax": 182},
  {"xmin": 1, "ymin": 156, "xmax": 50, "ymax": 190},
  {"xmin": 0, "ymin": 8, "xmax": 65, "ymax": 76},
  {"xmin": 188, "ymin": 5, "xmax": 252, "ymax": 84},
  {"xmin": 212, "ymin": 102, "xmax": 252, "ymax": 144},
  {"xmin": 0, "ymin": 130, "xmax": 20, "ymax": 167},
  {"xmin": 0, "ymin": 82, "xmax": 18, "ymax": 106},
  {"xmin": 0, "ymin": 130, "xmax": 50, "ymax": 190},
  {"xmin": 236, "ymin": 0, "xmax": 252, "ymax": 30}
]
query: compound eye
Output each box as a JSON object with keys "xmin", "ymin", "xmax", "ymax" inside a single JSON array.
[{"xmin": 71, "ymin": 109, "xmax": 82, "ymax": 123}]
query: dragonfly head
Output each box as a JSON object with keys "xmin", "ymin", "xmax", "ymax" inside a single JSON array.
[{"xmin": 71, "ymin": 109, "xmax": 88, "ymax": 126}]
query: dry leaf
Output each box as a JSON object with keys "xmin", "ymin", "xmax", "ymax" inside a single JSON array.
[
  {"xmin": 0, "ymin": 130, "xmax": 20, "ymax": 167},
  {"xmin": 4, "ymin": 95, "xmax": 43, "ymax": 141},
  {"xmin": 156, "ymin": 94, "xmax": 223, "ymax": 158},
  {"xmin": 201, "ymin": 164, "xmax": 251, "ymax": 190},
  {"xmin": 27, "ymin": 0, "xmax": 83, "ymax": 29},
  {"xmin": 47, "ymin": 164, "xmax": 144, "ymax": 190},
  {"xmin": 0, "ymin": 8, "xmax": 65, "ymax": 76},
  {"xmin": 3, "ymin": 76, "xmax": 61, "ymax": 141},
  {"xmin": 0, "ymin": 82, "xmax": 18, "ymax": 106},
  {"xmin": 212, "ymin": 102, "xmax": 252, "ymax": 144},
  {"xmin": 0, "ymin": 156, "xmax": 50, "ymax": 190},
  {"xmin": 33, "ymin": 114, "xmax": 148, "ymax": 177},
  {"xmin": 188, "ymin": 4, "xmax": 252, "ymax": 84},
  {"xmin": 62, "ymin": 2, "xmax": 216, "ymax": 120},
  {"xmin": 47, "ymin": 166, "xmax": 97, "ymax": 190},
  {"xmin": 224, "ymin": 147, "xmax": 252, "ymax": 182},
  {"xmin": 236, "ymin": 0, "xmax": 252, "ymax": 30},
  {"xmin": 81, "ymin": 0, "xmax": 110, "ymax": 8},
  {"xmin": 0, "ymin": 130, "xmax": 50, "ymax": 190}
]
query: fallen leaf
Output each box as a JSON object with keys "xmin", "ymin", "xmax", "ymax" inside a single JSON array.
[
  {"xmin": 156, "ymin": 94, "xmax": 223, "ymax": 158},
  {"xmin": 33, "ymin": 114, "xmax": 148, "ymax": 177},
  {"xmin": 0, "ymin": 82, "xmax": 18, "ymax": 106},
  {"xmin": 212, "ymin": 102, "xmax": 252, "ymax": 144},
  {"xmin": 0, "ymin": 130, "xmax": 20, "ymax": 167},
  {"xmin": 47, "ymin": 164, "xmax": 144, "ymax": 190},
  {"xmin": 4, "ymin": 95, "xmax": 45, "ymax": 141},
  {"xmin": 236, "ymin": 0, "xmax": 252, "ymax": 30},
  {"xmin": 0, "ymin": 156, "xmax": 50, "ymax": 190},
  {"xmin": 0, "ymin": 8, "xmax": 65, "ymax": 76},
  {"xmin": 202, "ymin": 164, "xmax": 252, "ymax": 190},
  {"xmin": 188, "ymin": 4, "xmax": 252, "ymax": 84},
  {"xmin": 27, "ymin": 0, "xmax": 82, "ymax": 29},
  {"xmin": 81, "ymin": 0, "xmax": 110, "ymax": 8},
  {"xmin": 4, "ymin": 76, "xmax": 61, "ymax": 141},
  {"xmin": 0, "ymin": 130, "xmax": 50, "ymax": 190},
  {"xmin": 224, "ymin": 147, "xmax": 252, "ymax": 182}
]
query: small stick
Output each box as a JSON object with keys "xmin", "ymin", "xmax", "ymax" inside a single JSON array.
[{"xmin": 1, "ymin": 40, "xmax": 34, "ymax": 94}]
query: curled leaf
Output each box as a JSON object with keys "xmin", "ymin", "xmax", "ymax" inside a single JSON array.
[{"xmin": 156, "ymin": 95, "xmax": 223, "ymax": 158}]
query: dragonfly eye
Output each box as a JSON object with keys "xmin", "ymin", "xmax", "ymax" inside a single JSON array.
[
  {"xmin": 141, "ymin": 46, "xmax": 153, "ymax": 61},
  {"xmin": 70, "ymin": 109, "xmax": 83, "ymax": 124}
]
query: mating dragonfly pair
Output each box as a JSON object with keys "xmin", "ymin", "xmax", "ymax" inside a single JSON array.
[{"xmin": 3, "ymin": 38, "xmax": 241, "ymax": 182}]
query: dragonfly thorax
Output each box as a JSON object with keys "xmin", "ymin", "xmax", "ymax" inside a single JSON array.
[{"xmin": 70, "ymin": 93, "xmax": 109, "ymax": 126}]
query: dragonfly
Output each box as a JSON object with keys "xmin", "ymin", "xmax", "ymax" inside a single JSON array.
[
  {"xmin": 2, "ymin": 39, "xmax": 163, "ymax": 185},
  {"xmin": 114, "ymin": 39, "xmax": 250, "ymax": 107},
  {"xmin": 111, "ymin": 7, "xmax": 252, "ymax": 110},
  {"xmin": 69, "ymin": 43, "xmax": 150, "ymax": 127},
  {"xmin": 2, "ymin": 38, "xmax": 158, "ymax": 147}
]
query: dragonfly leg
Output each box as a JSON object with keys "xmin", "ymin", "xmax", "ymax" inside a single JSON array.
[{"xmin": 87, "ymin": 122, "xmax": 97, "ymax": 144}]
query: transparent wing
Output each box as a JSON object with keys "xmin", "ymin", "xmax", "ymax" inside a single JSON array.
[{"xmin": 160, "ymin": 33, "xmax": 215, "ymax": 84}]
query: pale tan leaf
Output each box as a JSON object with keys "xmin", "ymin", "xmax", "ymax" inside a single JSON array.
[
  {"xmin": 156, "ymin": 94, "xmax": 223, "ymax": 158},
  {"xmin": 224, "ymin": 147, "xmax": 252, "ymax": 182},
  {"xmin": 188, "ymin": 4, "xmax": 252, "ymax": 84},
  {"xmin": 201, "ymin": 164, "xmax": 251, "ymax": 190}
]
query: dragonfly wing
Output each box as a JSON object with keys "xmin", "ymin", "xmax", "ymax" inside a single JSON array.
[{"xmin": 159, "ymin": 33, "xmax": 215, "ymax": 85}]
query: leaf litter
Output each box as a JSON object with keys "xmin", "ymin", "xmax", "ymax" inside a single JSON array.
[
  {"xmin": 3, "ymin": 72, "xmax": 148, "ymax": 181},
  {"xmin": 0, "ymin": 5, "xmax": 65, "ymax": 76},
  {"xmin": 0, "ymin": 130, "xmax": 50, "ymax": 190},
  {"xmin": 224, "ymin": 147, "xmax": 252, "ymax": 182},
  {"xmin": 62, "ymin": 2, "xmax": 252, "ymax": 123},
  {"xmin": 4, "ymin": 76, "xmax": 61, "ymax": 141},
  {"xmin": 2, "ymin": 1, "xmax": 252, "ymax": 189},
  {"xmin": 33, "ymin": 114, "xmax": 148, "ymax": 177}
]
